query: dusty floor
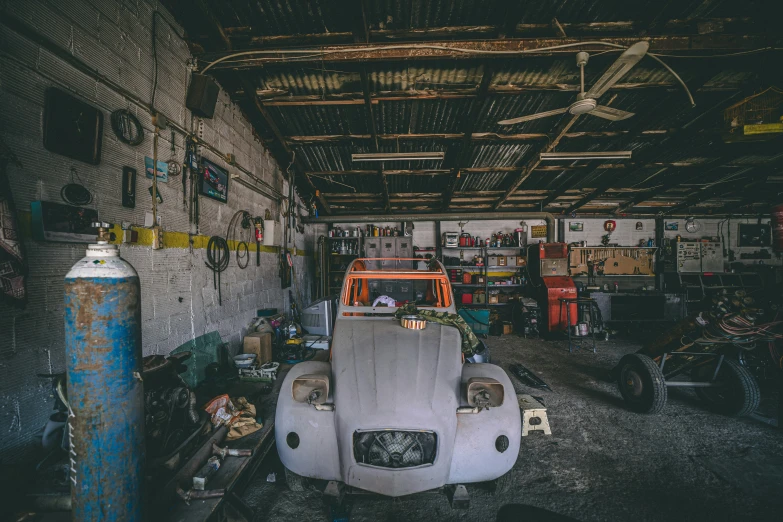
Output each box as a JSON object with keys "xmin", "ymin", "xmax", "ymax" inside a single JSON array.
[{"xmin": 241, "ymin": 335, "xmax": 783, "ymax": 522}]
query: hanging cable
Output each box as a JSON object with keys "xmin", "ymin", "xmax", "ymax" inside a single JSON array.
[
  {"xmin": 236, "ymin": 241, "xmax": 249, "ymax": 268},
  {"xmin": 199, "ymin": 41, "xmax": 699, "ymax": 107},
  {"xmin": 226, "ymin": 210, "xmax": 253, "ymax": 269},
  {"xmin": 206, "ymin": 236, "xmax": 230, "ymax": 305}
]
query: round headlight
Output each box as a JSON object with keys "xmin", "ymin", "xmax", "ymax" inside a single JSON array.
[
  {"xmin": 286, "ymin": 432, "xmax": 300, "ymax": 449},
  {"xmin": 495, "ymin": 435, "xmax": 509, "ymax": 453}
]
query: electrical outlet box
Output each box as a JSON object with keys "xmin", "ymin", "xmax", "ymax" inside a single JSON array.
[
  {"xmin": 152, "ymin": 226, "xmax": 164, "ymax": 250},
  {"xmin": 123, "ymin": 229, "xmax": 138, "ymax": 244},
  {"xmin": 145, "ymin": 212, "xmax": 162, "ymax": 227}
]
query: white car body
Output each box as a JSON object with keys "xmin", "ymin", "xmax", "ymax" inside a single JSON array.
[{"xmin": 275, "ymin": 259, "xmax": 520, "ymax": 497}]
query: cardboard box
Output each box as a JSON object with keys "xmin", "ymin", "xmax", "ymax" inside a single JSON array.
[
  {"xmin": 243, "ymin": 331, "xmax": 272, "ymax": 364},
  {"xmin": 502, "ymin": 322, "xmax": 513, "ymax": 335},
  {"xmin": 506, "ymin": 255, "xmax": 517, "ymax": 266},
  {"xmin": 473, "ymin": 290, "xmax": 486, "ymax": 304},
  {"xmin": 488, "ymin": 293, "xmax": 499, "ymax": 304},
  {"xmin": 517, "ymin": 256, "xmax": 526, "ymax": 266},
  {"xmin": 498, "ymin": 255, "xmax": 507, "ymax": 266}
]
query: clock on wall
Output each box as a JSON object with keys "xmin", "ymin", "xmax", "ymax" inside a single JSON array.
[{"xmin": 43, "ymin": 88, "xmax": 104, "ymax": 165}]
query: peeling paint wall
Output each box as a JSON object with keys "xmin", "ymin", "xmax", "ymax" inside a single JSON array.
[{"xmin": 0, "ymin": 0, "xmax": 315, "ymax": 460}]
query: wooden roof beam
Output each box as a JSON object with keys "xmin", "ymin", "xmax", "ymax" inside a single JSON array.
[
  {"xmin": 494, "ymin": 114, "xmax": 581, "ymax": 209},
  {"xmin": 238, "ymin": 76, "xmax": 330, "ymax": 214},
  {"xmin": 285, "ymin": 130, "xmax": 669, "ymax": 144},
  {"xmin": 200, "ymin": 34, "xmax": 779, "ymax": 69},
  {"xmin": 358, "ymin": 67, "xmax": 389, "ymax": 213},
  {"xmin": 441, "ymin": 65, "xmax": 494, "ymax": 210}
]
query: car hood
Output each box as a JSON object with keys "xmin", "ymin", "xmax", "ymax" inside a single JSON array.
[{"xmin": 331, "ymin": 318, "xmax": 463, "ymax": 495}]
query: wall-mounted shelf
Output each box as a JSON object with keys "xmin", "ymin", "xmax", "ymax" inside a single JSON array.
[
  {"xmin": 458, "ymin": 302, "xmax": 515, "ymax": 307},
  {"xmin": 570, "ymin": 246, "xmax": 658, "ymax": 250}
]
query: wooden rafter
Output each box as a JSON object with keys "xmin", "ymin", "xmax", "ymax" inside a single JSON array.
[
  {"xmin": 441, "ymin": 65, "xmax": 494, "ymax": 210},
  {"xmin": 284, "ymin": 130, "xmax": 670, "ymax": 144},
  {"xmin": 238, "ymin": 76, "xmax": 331, "ymax": 214},
  {"xmin": 201, "ymin": 34, "xmax": 778, "ymax": 69},
  {"xmin": 358, "ymin": 67, "xmax": 389, "ymax": 213},
  {"xmin": 494, "ymin": 114, "xmax": 581, "ymax": 209}
]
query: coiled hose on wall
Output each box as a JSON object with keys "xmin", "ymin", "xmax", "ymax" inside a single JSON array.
[{"xmin": 206, "ymin": 236, "xmax": 230, "ymax": 305}]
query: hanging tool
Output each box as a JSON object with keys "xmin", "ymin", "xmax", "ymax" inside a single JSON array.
[
  {"xmin": 509, "ymin": 363, "xmax": 552, "ymax": 391},
  {"xmin": 167, "ymin": 131, "xmax": 181, "ymax": 178},
  {"xmin": 254, "ymin": 217, "xmax": 264, "ymax": 267},
  {"xmin": 206, "ymin": 236, "xmax": 229, "ymax": 305}
]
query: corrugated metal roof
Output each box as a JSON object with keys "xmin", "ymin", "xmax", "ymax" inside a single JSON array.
[
  {"xmin": 455, "ymin": 171, "xmax": 514, "ymax": 192},
  {"xmin": 364, "ymin": 0, "xmax": 504, "ymax": 30},
  {"xmin": 209, "ymin": 0, "xmax": 350, "ymax": 36},
  {"xmin": 468, "ymin": 143, "xmax": 534, "ymax": 168},
  {"xmin": 186, "ymin": 0, "xmax": 776, "ymax": 213},
  {"xmin": 269, "ymin": 105, "xmax": 368, "ymax": 135},
  {"xmin": 259, "ymin": 67, "xmax": 359, "ymax": 96}
]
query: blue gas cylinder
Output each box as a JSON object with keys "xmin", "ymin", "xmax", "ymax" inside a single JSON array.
[{"xmin": 64, "ymin": 231, "xmax": 145, "ymax": 521}]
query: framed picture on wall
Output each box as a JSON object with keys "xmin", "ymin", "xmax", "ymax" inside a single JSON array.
[
  {"xmin": 665, "ymin": 222, "xmax": 679, "ymax": 231},
  {"xmin": 199, "ymin": 158, "xmax": 229, "ymax": 203},
  {"xmin": 569, "ymin": 222, "xmax": 584, "ymax": 231}
]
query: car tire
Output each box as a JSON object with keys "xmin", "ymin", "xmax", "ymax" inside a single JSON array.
[
  {"xmin": 692, "ymin": 358, "xmax": 760, "ymax": 417},
  {"xmin": 616, "ymin": 353, "xmax": 667, "ymax": 414},
  {"xmin": 284, "ymin": 467, "xmax": 307, "ymax": 492}
]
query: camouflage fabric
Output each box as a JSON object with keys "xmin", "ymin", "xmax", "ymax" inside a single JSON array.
[{"xmin": 395, "ymin": 303, "xmax": 480, "ymax": 356}]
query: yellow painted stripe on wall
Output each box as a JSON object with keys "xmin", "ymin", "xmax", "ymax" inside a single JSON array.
[{"xmin": 17, "ymin": 210, "xmax": 308, "ymax": 256}]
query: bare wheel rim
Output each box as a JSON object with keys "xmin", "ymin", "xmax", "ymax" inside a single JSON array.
[{"xmin": 622, "ymin": 367, "xmax": 645, "ymax": 400}]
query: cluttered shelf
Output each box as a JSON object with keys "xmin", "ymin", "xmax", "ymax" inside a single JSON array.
[
  {"xmin": 458, "ymin": 302, "xmax": 515, "ymax": 307},
  {"xmin": 571, "ymin": 274, "xmax": 655, "ymax": 278},
  {"xmin": 443, "ymin": 265, "xmax": 521, "ymax": 270},
  {"xmin": 452, "ymin": 283, "xmax": 524, "ymax": 287}
]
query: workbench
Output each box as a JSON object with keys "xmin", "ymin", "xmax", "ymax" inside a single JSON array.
[
  {"xmin": 161, "ymin": 369, "xmax": 288, "ymax": 522},
  {"xmin": 590, "ymin": 291, "xmax": 685, "ymax": 323}
]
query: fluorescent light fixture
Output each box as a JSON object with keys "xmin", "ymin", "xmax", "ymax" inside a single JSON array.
[
  {"xmin": 540, "ymin": 151, "xmax": 632, "ymax": 161},
  {"xmin": 352, "ymin": 152, "xmax": 445, "ymax": 162}
]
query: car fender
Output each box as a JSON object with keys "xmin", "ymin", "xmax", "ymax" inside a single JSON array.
[
  {"xmin": 275, "ymin": 361, "xmax": 341, "ymax": 480},
  {"xmin": 448, "ymin": 363, "xmax": 521, "ymax": 484}
]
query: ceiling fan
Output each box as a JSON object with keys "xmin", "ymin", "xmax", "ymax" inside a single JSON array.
[{"xmin": 498, "ymin": 41, "xmax": 650, "ymax": 125}]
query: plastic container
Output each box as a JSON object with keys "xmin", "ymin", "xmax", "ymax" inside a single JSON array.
[
  {"xmin": 459, "ymin": 309, "xmax": 490, "ymax": 335},
  {"xmin": 233, "ymin": 354, "xmax": 257, "ymax": 368}
]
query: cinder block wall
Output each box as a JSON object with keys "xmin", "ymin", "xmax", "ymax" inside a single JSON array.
[{"xmin": 0, "ymin": 0, "xmax": 315, "ymax": 460}]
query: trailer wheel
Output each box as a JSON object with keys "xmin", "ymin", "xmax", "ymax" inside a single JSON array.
[
  {"xmin": 284, "ymin": 467, "xmax": 307, "ymax": 492},
  {"xmin": 692, "ymin": 359, "xmax": 760, "ymax": 417},
  {"xmin": 616, "ymin": 354, "xmax": 667, "ymax": 414}
]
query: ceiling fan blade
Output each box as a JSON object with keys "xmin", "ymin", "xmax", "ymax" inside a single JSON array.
[
  {"xmin": 497, "ymin": 107, "xmax": 568, "ymax": 125},
  {"xmin": 589, "ymin": 105, "xmax": 635, "ymax": 121},
  {"xmin": 584, "ymin": 41, "xmax": 649, "ymax": 99}
]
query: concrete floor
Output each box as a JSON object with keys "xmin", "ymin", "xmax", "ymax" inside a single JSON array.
[{"xmin": 242, "ymin": 335, "xmax": 783, "ymax": 522}]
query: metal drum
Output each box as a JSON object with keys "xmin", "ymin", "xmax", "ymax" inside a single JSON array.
[{"xmin": 64, "ymin": 234, "xmax": 144, "ymax": 521}]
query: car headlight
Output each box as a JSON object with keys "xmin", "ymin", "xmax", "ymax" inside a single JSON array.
[
  {"xmin": 465, "ymin": 377, "xmax": 504, "ymax": 409},
  {"xmin": 292, "ymin": 373, "xmax": 330, "ymax": 405}
]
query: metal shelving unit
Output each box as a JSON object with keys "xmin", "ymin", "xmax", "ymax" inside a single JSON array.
[{"xmin": 326, "ymin": 227, "xmax": 360, "ymax": 295}]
